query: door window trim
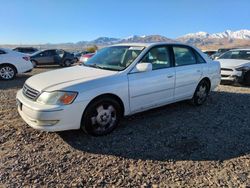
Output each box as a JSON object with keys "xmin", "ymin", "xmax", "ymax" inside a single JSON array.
[
  {"xmin": 129, "ymin": 45, "xmax": 174, "ymax": 74},
  {"xmin": 171, "ymin": 44, "xmax": 206, "ymax": 67}
]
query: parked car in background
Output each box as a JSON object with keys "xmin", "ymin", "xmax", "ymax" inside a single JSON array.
[
  {"xmin": 30, "ymin": 49, "xmax": 74, "ymax": 67},
  {"xmin": 79, "ymin": 53, "xmax": 95, "ymax": 63},
  {"xmin": 13, "ymin": 47, "xmax": 38, "ymax": 54},
  {"xmin": 218, "ymin": 49, "xmax": 250, "ymax": 85},
  {"xmin": 203, "ymin": 50, "xmax": 217, "ymax": 58},
  {"xmin": 74, "ymin": 51, "xmax": 91, "ymax": 62},
  {"xmin": 0, "ymin": 48, "xmax": 33, "ymax": 80},
  {"xmin": 17, "ymin": 42, "xmax": 220, "ymax": 136},
  {"xmin": 211, "ymin": 48, "xmax": 234, "ymax": 59}
]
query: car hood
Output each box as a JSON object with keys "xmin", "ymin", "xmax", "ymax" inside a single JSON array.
[
  {"xmin": 218, "ymin": 59, "xmax": 250, "ymax": 68},
  {"xmin": 25, "ymin": 65, "xmax": 118, "ymax": 92}
]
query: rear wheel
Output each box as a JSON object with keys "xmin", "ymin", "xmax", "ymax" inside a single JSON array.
[
  {"xmin": 31, "ymin": 60, "xmax": 37, "ymax": 68},
  {"xmin": 192, "ymin": 79, "xmax": 210, "ymax": 106},
  {"xmin": 244, "ymin": 71, "xmax": 250, "ymax": 85},
  {"xmin": 81, "ymin": 97, "xmax": 122, "ymax": 136},
  {"xmin": 63, "ymin": 59, "xmax": 71, "ymax": 67},
  {"xmin": 0, "ymin": 65, "xmax": 16, "ymax": 80}
]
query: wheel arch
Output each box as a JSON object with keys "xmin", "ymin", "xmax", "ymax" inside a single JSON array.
[{"xmin": 82, "ymin": 93, "xmax": 125, "ymax": 118}]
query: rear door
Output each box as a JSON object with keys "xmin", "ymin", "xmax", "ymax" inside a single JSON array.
[
  {"xmin": 172, "ymin": 45, "xmax": 205, "ymax": 100},
  {"xmin": 128, "ymin": 45, "xmax": 175, "ymax": 113}
]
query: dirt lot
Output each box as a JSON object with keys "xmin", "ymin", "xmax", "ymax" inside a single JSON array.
[{"xmin": 0, "ymin": 66, "xmax": 250, "ymax": 187}]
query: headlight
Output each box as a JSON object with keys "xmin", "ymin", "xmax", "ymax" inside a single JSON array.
[
  {"xmin": 36, "ymin": 91, "xmax": 78, "ymax": 105},
  {"xmin": 235, "ymin": 66, "xmax": 250, "ymax": 71}
]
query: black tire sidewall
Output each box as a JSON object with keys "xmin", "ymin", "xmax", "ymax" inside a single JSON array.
[
  {"xmin": 64, "ymin": 60, "xmax": 71, "ymax": 67},
  {"xmin": 244, "ymin": 71, "xmax": 250, "ymax": 85},
  {"xmin": 82, "ymin": 97, "xmax": 121, "ymax": 136},
  {"xmin": 193, "ymin": 80, "xmax": 209, "ymax": 106},
  {"xmin": 31, "ymin": 60, "xmax": 37, "ymax": 67}
]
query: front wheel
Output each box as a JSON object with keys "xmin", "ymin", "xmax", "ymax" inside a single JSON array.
[
  {"xmin": 81, "ymin": 98, "xmax": 122, "ymax": 136},
  {"xmin": 192, "ymin": 80, "xmax": 210, "ymax": 106},
  {"xmin": 0, "ymin": 65, "xmax": 16, "ymax": 80}
]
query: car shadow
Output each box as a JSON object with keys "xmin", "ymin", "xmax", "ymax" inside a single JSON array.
[
  {"xmin": 0, "ymin": 74, "xmax": 30, "ymax": 90},
  {"xmin": 59, "ymin": 91, "xmax": 250, "ymax": 162},
  {"xmin": 35, "ymin": 65, "xmax": 62, "ymax": 69},
  {"xmin": 220, "ymin": 81, "xmax": 250, "ymax": 88}
]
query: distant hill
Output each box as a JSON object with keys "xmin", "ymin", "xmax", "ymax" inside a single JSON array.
[{"xmin": 1, "ymin": 29, "xmax": 250, "ymax": 51}]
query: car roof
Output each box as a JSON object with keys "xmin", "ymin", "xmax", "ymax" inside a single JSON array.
[
  {"xmin": 111, "ymin": 42, "xmax": 195, "ymax": 48},
  {"xmin": 14, "ymin": 47, "xmax": 36, "ymax": 49}
]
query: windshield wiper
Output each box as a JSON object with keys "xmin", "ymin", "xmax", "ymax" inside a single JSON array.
[{"xmin": 83, "ymin": 63, "xmax": 118, "ymax": 71}]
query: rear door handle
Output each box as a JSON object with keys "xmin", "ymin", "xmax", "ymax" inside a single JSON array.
[{"xmin": 167, "ymin": 75, "xmax": 174, "ymax": 78}]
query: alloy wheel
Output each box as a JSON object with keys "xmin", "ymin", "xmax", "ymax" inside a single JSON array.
[
  {"xmin": 90, "ymin": 104, "xmax": 117, "ymax": 133},
  {"xmin": 0, "ymin": 66, "xmax": 15, "ymax": 80},
  {"xmin": 196, "ymin": 82, "xmax": 208, "ymax": 104}
]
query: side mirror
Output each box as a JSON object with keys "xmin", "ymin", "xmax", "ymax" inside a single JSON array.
[{"xmin": 134, "ymin": 62, "xmax": 152, "ymax": 72}]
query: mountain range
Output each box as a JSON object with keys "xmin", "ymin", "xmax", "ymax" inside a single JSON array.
[
  {"xmin": 1, "ymin": 30, "xmax": 250, "ymax": 50},
  {"xmin": 74, "ymin": 29, "xmax": 250, "ymax": 50}
]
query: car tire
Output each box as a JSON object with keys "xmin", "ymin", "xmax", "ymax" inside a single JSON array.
[
  {"xmin": 81, "ymin": 97, "xmax": 122, "ymax": 136},
  {"xmin": 63, "ymin": 59, "xmax": 71, "ymax": 67},
  {"xmin": 244, "ymin": 71, "xmax": 250, "ymax": 85},
  {"xmin": 192, "ymin": 79, "xmax": 210, "ymax": 106},
  {"xmin": 31, "ymin": 60, "xmax": 37, "ymax": 68},
  {"xmin": 0, "ymin": 64, "xmax": 17, "ymax": 80}
]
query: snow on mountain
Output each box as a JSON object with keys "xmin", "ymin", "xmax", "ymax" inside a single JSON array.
[
  {"xmin": 179, "ymin": 29, "xmax": 250, "ymax": 40},
  {"xmin": 211, "ymin": 30, "xmax": 250, "ymax": 39},
  {"xmin": 182, "ymin": 32, "xmax": 210, "ymax": 39}
]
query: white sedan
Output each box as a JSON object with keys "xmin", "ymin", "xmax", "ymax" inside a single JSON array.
[
  {"xmin": 0, "ymin": 48, "xmax": 33, "ymax": 80},
  {"xmin": 16, "ymin": 43, "xmax": 221, "ymax": 136},
  {"xmin": 217, "ymin": 49, "xmax": 250, "ymax": 85}
]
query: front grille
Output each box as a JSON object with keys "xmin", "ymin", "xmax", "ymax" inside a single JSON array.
[{"xmin": 22, "ymin": 84, "xmax": 40, "ymax": 100}]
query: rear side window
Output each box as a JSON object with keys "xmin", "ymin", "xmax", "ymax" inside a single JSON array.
[
  {"xmin": 173, "ymin": 46, "xmax": 196, "ymax": 66},
  {"xmin": 194, "ymin": 50, "xmax": 206, "ymax": 63}
]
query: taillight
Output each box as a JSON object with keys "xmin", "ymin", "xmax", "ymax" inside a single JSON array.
[{"xmin": 22, "ymin": 56, "xmax": 30, "ymax": 61}]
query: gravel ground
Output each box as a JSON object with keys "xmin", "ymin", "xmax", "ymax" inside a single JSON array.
[{"xmin": 0, "ymin": 66, "xmax": 250, "ymax": 187}]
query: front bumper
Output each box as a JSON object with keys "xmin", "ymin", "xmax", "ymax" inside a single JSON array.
[
  {"xmin": 16, "ymin": 90, "xmax": 87, "ymax": 132},
  {"xmin": 221, "ymin": 69, "xmax": 244, "ymax": 83}
]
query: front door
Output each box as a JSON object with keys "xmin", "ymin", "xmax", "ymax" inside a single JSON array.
[{"xmin": 128, "ymin": 46, "xmax": 175, "ymax": 113}]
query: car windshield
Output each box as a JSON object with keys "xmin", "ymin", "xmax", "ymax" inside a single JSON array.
[
  {"xmin": 83, "ymin": 46, "xmax": 144, "ymax": 71},
  {"xmin": 219, "ymin": 50, "xmax": 250, "ymax": 60}
]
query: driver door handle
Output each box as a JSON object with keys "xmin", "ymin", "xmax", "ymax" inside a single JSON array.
[{"xmin": 167, "ymin": 75, "xmax": 174, "ymax": 78}]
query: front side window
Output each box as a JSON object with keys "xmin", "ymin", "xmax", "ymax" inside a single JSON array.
[
  {"xmin": 173, "ymin": 46, "xmax": 196, "ymax": 66},
  {"xmin": 141, "ymin": 46, "xmax": 171, "ymax": 70},
  {"xmin": 48, "ymin": 50, "xmax": 57, "ymax": 56},
  {"xmin": 84, "ymin": 46, "xmax": 144, "ymax": 71}
]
